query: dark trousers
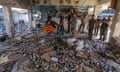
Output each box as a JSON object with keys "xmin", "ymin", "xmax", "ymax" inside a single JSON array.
[
  {"xmin": 94, "ymin": 27, "xmax": 99, "ymax": 36},
  {"xmin": 67, "ymin": 23, "xmax": 71, "ymax": 33},
  {"xmin": 79, "ymin": 24, "xmax": 85, "ymax": 32},
  {"xmin": 100, "ymin": 28, "xmax": 107, "ymax": 41},
  {"xmin": 88, "ymin": 28, "xmax": 94, "ymax": 40},
  {"xmin": 57, "ymin": 25, "xmax": 64, "ymax": 35}
]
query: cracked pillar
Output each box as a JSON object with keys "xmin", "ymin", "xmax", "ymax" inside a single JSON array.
[
  {"xmin": 3, "ymin": 6, "xmax": 14, "ymax": 38},
  {"xmin": 110, "ymin": 0, "xmax": 120, "ymax": 40}
]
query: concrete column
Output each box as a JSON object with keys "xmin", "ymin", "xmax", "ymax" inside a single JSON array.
[
  {"xmin": 2, "ymin": 6, "xmax": 14, "ymax": 38},
  {"xmin": 110, "ymin": 0, "xmax": 120, "ymax": 42},
  {"xmin": 28, "ymin": 9, "xmax": 32, "ymax": 31},
  {"xmin": 112, "ymin": 12, "xmax": 120, "ymax": 37}
]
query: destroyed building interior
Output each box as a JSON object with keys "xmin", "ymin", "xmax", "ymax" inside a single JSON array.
[{"xmin": 0, "ymin": 0, "xmax": 120, "ymax": 72}]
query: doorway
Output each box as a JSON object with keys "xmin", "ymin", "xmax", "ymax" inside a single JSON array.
[
  {"xmin": 11, "ymin": 7, "xmax": 29, "ymax": 35},
  {"xmin": 0, "ymin": 5, "xmax": 6, "ymax": 36}
]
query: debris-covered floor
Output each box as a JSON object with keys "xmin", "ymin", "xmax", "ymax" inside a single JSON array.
[{"xmin": 0, "ymin": 31, "xmax": 120, "ymax": 72}]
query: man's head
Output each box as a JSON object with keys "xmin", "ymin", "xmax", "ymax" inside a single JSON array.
[
  {"xmin": 91, "ymin": 14, "xmax": 95, "ymax": 18},
  {"xmin": 97, "ymin": 16, "xmax": 100, "ymax": 19},
  {"xmin": 108, "ymin": 15, "xmax": 112, "ymax": 20},
  {"xmin": 73, "ymin": 14, "xmax": 77, "ymax": 18}
]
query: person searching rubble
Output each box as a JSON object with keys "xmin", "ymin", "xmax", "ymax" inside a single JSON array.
[{"xmin": 44, "ymin": 20, "xmax": 58, "ymax": 34}]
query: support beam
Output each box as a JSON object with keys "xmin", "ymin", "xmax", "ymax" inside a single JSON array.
[
  {"xmin": 2, "ymin": 6, "xmax": 14, "ymax": 38},
  {"xmin": 110, "ymin": 0, "xmax": 120, "ymax": 42},
  {"xmin": 110, "ymin": 0, "xmax": 117, "ymax": 9}
]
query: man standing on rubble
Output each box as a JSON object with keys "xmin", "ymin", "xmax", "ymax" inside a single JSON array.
[
  {"xmin": 88, "ymin": 15, "xmax": 96, "ymax": 40},
  {"xmin": 100, "ymin": 18, "xmax": 109, "ymax": 41},
  {"xmin": 57, "ymin": 15, "xmax": 64, "ymax": 35},
  {"xmin": 94, "ymin": 16, "xmax": 101, "ymax": 36},
  {"xmin": 47, "ymin": 12, "xmax": 52, "ymax": 21},
  {"xmin": 71, "ymin": 14, "xmax": 77, "ymax": 35},
  {"xmin": 67, "ymin": 13, "xmax": 72, "ymax": 33},
  {"xmin": 79, "ymin": 15, "xmax": 85, "ymax": 33}
]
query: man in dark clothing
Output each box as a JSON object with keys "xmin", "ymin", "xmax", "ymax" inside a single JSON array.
[
  {"xmin": 79, "ymin": 16, "xmax": 85, "ymax": 33},
  {"xmin": 47, "ymin": 12, "xmax": 52, "ymax": 21},
  {"xmin": 88, "ymin": 15, "xmax": 96, "ymax": 40},
  {"xmin": 94, "ymin": 16, "xmax": 101, "ymax": 36},
  {"xmin": 100, "ymin": 18, "xmax": 108, "ymax": 41},
  {"xmin": 59, "ymin": 15, "xmax": 64, "ymax": 22},
  {"xmin": 71, "ymin": 14, "xmax": 77, "ymax": 35},
  {"xmin": 67, "ymin": 14, "xmax": 72, "ymax": 33},
  {"xmin": 57, "ymin": 17, "xmax": 64, "ymax": 35}
]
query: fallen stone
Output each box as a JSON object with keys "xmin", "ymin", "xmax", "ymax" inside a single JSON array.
[
  {"xmin": 50, "ymin": 66, "xmax": 59, "ymax": 72},
  {"xmin": 40, "ymin": 47, "xmax": 53, "ymax": 54},
  {"xmin": 76, "ymin": 67, "xmax": 83, "ymax": 72},
  {"xmin": 0, "ymin": 56, "xmax": 9, "ymax": 64},
  {"xmin": 51, "ymin": 56, "xmax": 58, "ymax": 62},
  {"xmin": 48, "ymin": 50, "xmax": 57, "ymax": 56},
  {"xmin": 76, "ymin": 40, "xmax": 84, "ymax": 51},
  {"xmin": 107, "ymin": 60, "xmax": 120, "ymax": 72},
  {"xmin": 23, "ymin": 33, "xmax": 37, "ymax": 39},
  {"xmin": 83, "ymin": 66, "xmax": 95, "ymax": 72},
  {"xmin": 41, "ymin": 53, "xmax": 51, "ymax": 62},
  {"xmin": 11, "ymin": 62, "xmax": 19, "ymax": 72}
]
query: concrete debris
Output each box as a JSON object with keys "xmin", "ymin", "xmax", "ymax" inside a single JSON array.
[
  {"xmin": 41, "ymin": 52, "xmax": 51, "ymax": 62},
  {"xmin": 112, "ymin": 37, "xmax": 120, "ymax": 47},
  {"xmin": 0, "ymin": 32, "xmax": 120, "ymax": 72},
  {"xmin": 51, "ymin": 56, "xmax": 58, "ymax": 62},
  {"xmin": 0, "ymin": 56, "xmax": 9, "ymax": 64},
  {"xmin": 76, "ymin": 40, "xmax": 84, "ymax": 51},
  {"xmin": 11, "ymin": 62, "xmax": 19, "ymax": 72},
  {"xmin": 107, "ymin": 60, "xmax": 120, "ymax": 72},
  {"xmin": 67, "ymin": 38, "xmax": 77, "ymax": 46},
  {"xmin": 83, "ymin": 66, "xmax": 95, "ymax": 72}
]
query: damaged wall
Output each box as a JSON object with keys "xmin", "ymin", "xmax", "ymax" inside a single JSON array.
[
  {"xmin": 33, "ymin": 0, "xmax": 97, "ymax": 6},
  {"xmin": 94, "ymin": 1, "xmax": 111, "ymax": 16},
  {"xmin": 110, "ymin": 0, "xmax": 120, "ymax": 37},
  {"xmin": 0, "ymin": 0, "xmax": 32, "ymax": 38},
  {"xmin": 0, "ymin": 0, "xmax": 31, "ymax": 9},
  {"xmin": 98, "ymin": 0, "xmax": 111, "ymax": 5}
]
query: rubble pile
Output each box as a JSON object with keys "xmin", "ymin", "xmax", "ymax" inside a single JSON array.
[
  {"xmin": 112, "ymin": 37, "xmax": 120, "ymax": 47},
  {"xmin": 0, "ymin": 33, "xmax": 120, "ymax": 72}
]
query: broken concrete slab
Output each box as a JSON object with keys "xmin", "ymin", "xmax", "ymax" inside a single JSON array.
[
  {"xmin": 41, "ymin": 53, "xmax": 51, "ymax": 62},
  {"xmin": 83, "ymin": 66, "xmax": 95, "ymax": 72},
  {"xmin": 107, "ymin": 60, "xmax": 120, "ymax": 72}
]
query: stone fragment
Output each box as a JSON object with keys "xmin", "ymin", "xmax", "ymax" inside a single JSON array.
[
  {"xmin": 83, "ymin": 66, "xmax": 95, "ymax": 72},
  {"xmin": 76, "ymin": 67, "xmax": 83, "ymax": 72},
  {"xmin": 41, "ymin": 53, "xmax": 51, "ymax": 62}
]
